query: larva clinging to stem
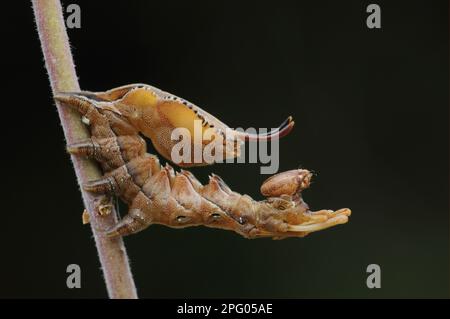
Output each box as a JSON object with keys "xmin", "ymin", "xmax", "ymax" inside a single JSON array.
[{"xmin": 55, "ymin": 84, "xmax": 350, "ymax": 239}]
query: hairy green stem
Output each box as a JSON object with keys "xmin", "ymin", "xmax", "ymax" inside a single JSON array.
[{"xmin": 32, "ymin": 0, "xmax": 137, "ymax": 298}]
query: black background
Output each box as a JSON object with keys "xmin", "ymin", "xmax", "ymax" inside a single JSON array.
[{"xmin": 0, "ymin": 0, "xmax": 447, "ymax": 298}]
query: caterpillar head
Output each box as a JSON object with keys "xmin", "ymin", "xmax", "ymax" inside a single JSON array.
[{"xmin": 254, "ymin": 169, "xmax": 351, "ymax": 239}]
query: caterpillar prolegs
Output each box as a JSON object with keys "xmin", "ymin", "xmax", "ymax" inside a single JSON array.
[{"xmin": 55, "ymin": 84, "xmax": 350, "ymax": 239}]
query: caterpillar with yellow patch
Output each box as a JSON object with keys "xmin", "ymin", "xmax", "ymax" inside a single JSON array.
[{"xmin": 55, "ymin": 84, "xmax": 350, "ymax": 239}]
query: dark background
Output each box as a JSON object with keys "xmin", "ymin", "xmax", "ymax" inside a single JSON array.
[{"xmin": 0, "ymin": 0, "xmax": 447, "ymax": 298}]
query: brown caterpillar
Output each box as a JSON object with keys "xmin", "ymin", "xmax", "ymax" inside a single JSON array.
[{"xmin": 55, "ymin": 84, "xmax": 350, "ymax": 239}]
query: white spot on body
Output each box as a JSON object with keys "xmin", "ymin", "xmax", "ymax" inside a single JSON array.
[{"xmin": 81, "ymin": 116, "xmax": 90, "ymax": 125}]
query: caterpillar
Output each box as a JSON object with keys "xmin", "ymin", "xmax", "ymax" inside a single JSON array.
[{"xmin": 55, "ymin": 84, "xmax": 350, "ymax": 239}]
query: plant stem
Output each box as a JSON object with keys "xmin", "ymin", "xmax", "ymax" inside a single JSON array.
[{"xmin": 32, "ymin": 0, "xmax": 137, "ymax": 298}]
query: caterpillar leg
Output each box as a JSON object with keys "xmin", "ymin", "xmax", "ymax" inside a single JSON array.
[
  {"xmin": 67, "ymin": 135, "xmax": 147, "ymax": 170},
  {"xmin": 82, "ymin": 155, "xmax": 160, "ymax": 202},
  {"xmin": 63, "ymin": 84, "xmax": 141, "ymax": 102},
  {"xmin": 84, "ymin": 176, "xmax": 119, "ymax": 195},
  {"xmin": 102, "ymin": 111, "xmax": 139, "ymax": 136},
  {"xmin": 106, "ymin": 208, "xmax": 149, "ymax": 237},
  {"xmin": 54, "ymin": 93, "xmax": 114, "ymax": 140},
  {"xmin": 55, "ymin": 92, "xmax": 139, "ymax": 138}
]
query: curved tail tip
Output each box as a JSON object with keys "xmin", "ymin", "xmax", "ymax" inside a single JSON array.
[{"xmin": 240, "ymin": 116, "xmax": 295, "ymax": 141}]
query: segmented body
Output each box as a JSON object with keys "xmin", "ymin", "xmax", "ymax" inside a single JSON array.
[{"xmin": 55, "ymin": 85, "xmax": 350, "ymax": 239}]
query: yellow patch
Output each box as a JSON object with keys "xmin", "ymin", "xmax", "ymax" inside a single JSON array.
[
  {"xmin": 157, "ymin": 101, "xmax": 210, "ymax": 139},
  {"xmin": 121, "ymin": 88, "xmax": 158, "ymax": 109}
]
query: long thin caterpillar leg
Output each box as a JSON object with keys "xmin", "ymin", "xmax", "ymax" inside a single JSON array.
[
  {"xmin": 103, "ymin": 111, "xmax": 139, "ymax": 136},
  {"xmin": 83, "ymin": 163, "xmax": 141, "ymax": 201},
  {"xmin": 84, "ymin": 176, "xmax": 118, "ymax": 195},
  {"xmin": 55, "ymin": 94, "xmax": 104, "ymax": 124},
  {"xmin": 83, "ymin": 155, "xmax": 159, "ymax": 202},
  {"xmin": 106, "ymin": 208, "xmax": 149, "ymax": 237},
  {"xmin": 62, "ymin": 84, "xmax": 140, "ymax": 102},
  {"xmin": 67, "ymin": 137, "xmax": 122, "ymax": 170},
  {"xmin": 55, "ymin": 93, "xmax": 139, "ymax": 138},
  {"xmin": 67, "ymin": 135, "xmax": 147, "ymax": 170}
]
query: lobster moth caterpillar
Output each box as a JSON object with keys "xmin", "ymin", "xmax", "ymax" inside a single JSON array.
[{"xmin": 55, "ymin": 84, "xmax": 350, "ymax": 239}]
